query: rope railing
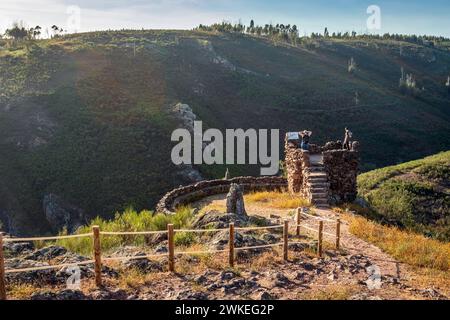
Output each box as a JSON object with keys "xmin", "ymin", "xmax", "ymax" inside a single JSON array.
[
  {"xmin": 3, "ymin": 233, "xmax": 93, "ymax": 243},
  {"xmin": 100, "ymin": 230, "xmax": 167, "ymax": 236},
  {"xmin": 235, "ymin": 243, "xmax": 283, "ymax": 251},
  {"xmin": 4, "ymin": 260, "xmax": 96, "ymax": 274},
  {"xmin": 294, "ymin": 207, "xmax": 342, "ymax": 257},
  {"xmin": 175, "ymin": 249, "xmax": 229, "ymax": 255},
  {"xmin": 0, "ymin": 208, "xmax": 343, "ymax": 300},
  {"xmin": 102, "ymin": 253, "xmax": 169, "ymax": 263},
  {"xmin": 174, "ymin": 228, "xmax": 224, "ymax": 234},
  {"xmin": 235, "ymin": 225, "xmax": 283, "ymax": 231},
  {"xmin": 300, "ymin": 225, "xmax": 319, "ymax": 234},
  {"xmin": 300, "ymin": 211, "xmax": 335, "ymax": 223}
]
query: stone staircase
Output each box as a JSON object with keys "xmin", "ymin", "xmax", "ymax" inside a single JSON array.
[{"xmin": 307, "ymin": 155, "xmax": 330, "ymax": 208}]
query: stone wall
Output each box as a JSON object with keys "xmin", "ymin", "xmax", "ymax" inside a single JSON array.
[
  {"xmin": 156, "ymin": 176, "xmax": 287, "ymax": 215},
  {"xmin": 285, "ymin": 136, "xmax": 360, "ymax": 205},
  {"xmin": 284, "ymin": 140, "xmax": 309, "ymax": 196},
  {"xmin": 323, "ymin": 150, "xmax": 359, "ymax": 203}
]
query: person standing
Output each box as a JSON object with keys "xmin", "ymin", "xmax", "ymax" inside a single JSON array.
[
  {"xmin": 300, "ymin": 130, "xmax": 312, "ymax": 151},
  {"xmin": 343, "ymin": 127, "xmax": 353, "ymax": 150}
]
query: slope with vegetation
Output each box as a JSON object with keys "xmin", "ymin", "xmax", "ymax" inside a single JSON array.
[
  {"xmin": 357, "ymin": 151, "xmax": 449, "ymax": 241},
  {"xmin": 0, "ymin": 25, "xmax": 449, "ymax": 235}
]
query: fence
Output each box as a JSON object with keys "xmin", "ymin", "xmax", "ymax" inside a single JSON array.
[{"xmin": 0, "ymin": 207, "xmax": 341, "ymax": 300}]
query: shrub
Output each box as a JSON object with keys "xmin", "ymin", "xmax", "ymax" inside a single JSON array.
[
  {"xmin": 174, "ymin": 232, "xmax": 196, "ymax": 247},
  {"xmin": 56, "ymin": 207, "xmax": 194, "ymax": 255}
]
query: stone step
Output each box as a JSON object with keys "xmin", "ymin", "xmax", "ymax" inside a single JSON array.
[
  {"xmin": 310, "ymin": 164, "xmax": 325, "ymax": 168},
  {"xmin": 308, "ymin": 175, "xmax": 327, "ymax": 179},
  {"xmin": 310, "ymin": 187, "xmax": 328, "ymax": 193},
  {"xmin": 308, "ymin": 182, "xmax": 330, "ymax": 188},
  {"xmin": 312, "ymin": 199, "xmax": 330, "ymax": 207},
  {"xmin": 311, "ymin": 195, "xmax": 328, "ymax": 201},
  {"xmin": 311, "ymin": 198, "xmax": 328, "ymax": 204},
  {"xmin": 309, "ymin": 172, "xmax": 327, "ymax": 176}
]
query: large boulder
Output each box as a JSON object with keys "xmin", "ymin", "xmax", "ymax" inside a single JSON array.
[
  {"xmin": 226, "ymin": 184, "xmax": 247, "ymax": 217},
  {"xmin": 192, "ymin": 211, "xmax": 248, "ymax": 230},
  {"xmin": 24, "ymin": 245, "xmax": 67, "ymax": 261}
]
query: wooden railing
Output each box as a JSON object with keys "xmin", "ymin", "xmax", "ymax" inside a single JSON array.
[{"xmin": 0, "ymin": 207, "xmax": 341, "ymax": 300}]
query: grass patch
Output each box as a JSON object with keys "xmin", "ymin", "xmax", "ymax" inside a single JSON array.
[
  {"xmin": 56, "ymin": 206, "xmax": 194, "ymax": 256},
  {"xmin": 198, "ymin": 202, "xmax": 227, "ymax": 215},
  {"xmin": 297, "ymin": 285, "xmax": 359, "ymax": 300},
  {"xmin": 346, "ymin": 214, "xmax": 450, "ymax": 271},
  {"xmin": 245, "ymin": 191, "xmax": 310, "ymax": 209},
  {"xmin": 7, "ymin": 284, "xmax": 44, "ymax": 300}
]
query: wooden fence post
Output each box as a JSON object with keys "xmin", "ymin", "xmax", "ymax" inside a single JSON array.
[
  {"xmin": 283, "ymin": 220, "xmax": 289, "ymax": 261},
  {"xmin": 92, "ymin": 226, "xmax": 102, "ymax": 287},
  {"xmin": 336, "ymin": 219, "xmax": 341, "ymax": 251},
  {"xmin": 296, "ymin": 208, "xmax": 301, "ymax": 237},
  {"xmin": 229, "ymin": 223, "xmax": 235, "ymax": 267},
  {"xmin": 168, "ymin": 224, "xmax": 175, "ymax": 272},
  {"xmin": 0, "ymin": 234, "xmax": 7, "ymax": 300},
  {"xmin": 318, "ymin": 221, "xmax": 323, "ymax": 258}
]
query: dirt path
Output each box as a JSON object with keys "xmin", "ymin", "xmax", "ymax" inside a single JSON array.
[
  {"xmin": 193, "ymin": 195, "xmax": 448, "ymax": 299},
  {"xmin": 306, "ymin": 208, "xmax": 405, "ymax": 279},
  {"xmin": 194, "ymin": 195, "xmax": 406, "ymax": 279}
]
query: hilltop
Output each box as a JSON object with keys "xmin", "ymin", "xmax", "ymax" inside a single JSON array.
[{"xmin": 0, "ymin": 29, "xmax": 449, "ymax": 235}]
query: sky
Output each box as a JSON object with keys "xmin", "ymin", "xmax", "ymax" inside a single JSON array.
[{"xmin": 0, "ymin": 0, "xmax": 449, "ymax": 37}]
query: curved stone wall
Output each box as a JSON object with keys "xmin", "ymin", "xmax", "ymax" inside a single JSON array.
[{"xmin": 156, "ymin": 177, "xmax": 287, "ymax": 215}]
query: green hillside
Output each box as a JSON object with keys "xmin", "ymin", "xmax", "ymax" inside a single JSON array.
[
  {"xmin": 1, "ymin": 30, "xmax": 449, "ymax": 235},
  {"xmin": 358, "ymin": 151, "xmax": 450, "ymax": 241}
]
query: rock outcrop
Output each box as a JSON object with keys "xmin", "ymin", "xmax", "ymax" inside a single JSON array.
[
  {"xmin": 170, "ymin": 102, "xmax": 203, "ymax": 182},
  {"xmin": 226, "ymin": 184, "xmax": 247, "ymax": 217},
  {"xmin": 42, "ymin": 194, "xmax": 86, "ymax": 233}
]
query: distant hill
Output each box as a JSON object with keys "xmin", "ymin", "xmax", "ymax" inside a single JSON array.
[
  {"xmin": 0, "ymin": 30, "xmax": 449, "ymax": 235},
  {"xmin": 358, "ymin": 151, "xmax": 449, "ymax": 241}
]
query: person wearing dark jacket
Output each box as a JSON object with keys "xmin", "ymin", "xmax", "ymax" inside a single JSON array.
[{"xmin": 300, "ymin": 130, "xmax": 312, "ymax": 150}]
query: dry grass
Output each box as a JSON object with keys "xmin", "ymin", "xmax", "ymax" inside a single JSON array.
[
  {"xmin": 113, "ymin": 268, "xmax": 174, "ymax": 292},
  {"xmin": 248, "ymin": 250, "xmax": 284, "ymax": 271},
  {"xmin": 176, "ymin": 244, "xmax": 227, "ymax": 274},
  {"xmin": 297, "ymin": 284, "xmax": 359, "ymax": 300},
  {"xmin": 7, "ymin": 284, "xmax": 44, "ymax": 300},
  {"xmin": 406, "ymin": 267, "xmax": 450, "ymax": 297},
  {"xmin": 198, "ymin": 202, "xmax": 226, "ymax": 215},
  {"xmin": 346, "ymin": 214, "xmax": 450, "ymax": 271},
  {"xmin": 197, "ymin": 191, "xmax": 309, "ymax": 215},
  {"xmin": 245, "ymin": 191, "xmax": 310, "ymax": 209}
]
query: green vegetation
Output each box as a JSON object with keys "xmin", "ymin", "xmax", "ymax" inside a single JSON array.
[
  {"xmin": 56, "ymin": 206, "xmax": 194, "ymax": 255},
  {"xmin": 357, "ymin": 151, "xmax": 450, "ymax": 241},
  {"xmin": 0, "ymin": 28, "xmax": 449, "ymax": 235},
  {"xmin": 197, "ymin": 20, "xmax": 450, "ymax": 50}
]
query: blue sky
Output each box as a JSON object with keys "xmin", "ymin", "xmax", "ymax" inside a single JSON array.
[{"xmin": 1, "ymin": 0, "xmax": 449, "ymax": 37}]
